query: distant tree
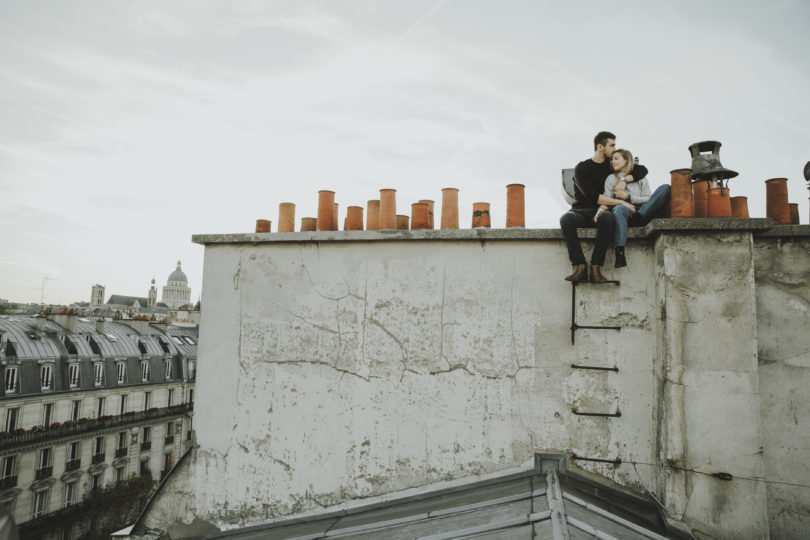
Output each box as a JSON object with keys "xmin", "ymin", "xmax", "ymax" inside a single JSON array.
[{"xmin": 75, "ymin": 475, "xmax": 155, "ymax": 540}]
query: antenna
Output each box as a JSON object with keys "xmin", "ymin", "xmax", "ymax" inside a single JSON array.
[{"xmin": 40, "ymin": 276, "xmax": 57, "ymax": 306}]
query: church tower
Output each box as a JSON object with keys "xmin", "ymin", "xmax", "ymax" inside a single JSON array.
[
  {"xmin": 148, "ymin": 278, "xmax": 157, "ymax": 308},
  {"xmin": 91, "ymin": 284, "xmax": 105, "ymax": 307}
]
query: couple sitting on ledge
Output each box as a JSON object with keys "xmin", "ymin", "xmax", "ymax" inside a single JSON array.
[{"xmin": 560, "ymin": 130, "xmax": 671, "ymax": 283}]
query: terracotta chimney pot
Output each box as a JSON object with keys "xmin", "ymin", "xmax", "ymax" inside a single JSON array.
[
  {"xmin": 472, "ymin": 202, "xmax": 491, "ymax": 228},
  {"xmin": 380, "ymin": 189, "xmax": 397, "ymax": 229},
  {"xmin": 765, "ymin": 178, "xmax": 790, "ymax": 225},
  {"xmin": 396, "ymin": 214, "xmax": 409, "ymax": 230},
  {"xmin": 506, "ymin": 184, "xmax": 525, "ymax": 227},
  {"xmin": 317, "ymin": 191, "xmax": 336, "ymax": 231},
  {"xmin": 418, "ymin": 200, "xmax": 435, "ymax": 229},
  {"xmin": 346, "ymin": 206, "xmax": 364, "ymax": 230},
  {"xmin": 669, "ymin": 169, "xmax": 694, "ymax": 218},
  {"xmin": 692, "ymin": 180, "xmax": 710, "ymax": 218},
  {"xmin": 255, "ymin": 219, "xmax": 271, "ymax": 233},
  {"xmin": 367, "ymin": 200, "xmax": 380, "ymax": 230},
  {"xmin": 706, "ymin": 187, "xmax": 732, "ymax": 217},
  {"xmin": 441, "ymin": 188, "xmax": 459, "ymax": 229},
  {"xmin": 301, "ymin": 217, "xmax": 317, "ymax": 231},
  {"xmin": 278, "ymin": 203, "xmax": 295, "ymax": 232},
  {"xmin": 730, "ymin": 196, "xmax": 749, "ymax": 218},
  {"xmin": 789, "ymin": 203, "xmax": 800, "ymax": 224},
  {"xmin": 411, "ymin": 202, "xmax": 430, "ymax": 229}
]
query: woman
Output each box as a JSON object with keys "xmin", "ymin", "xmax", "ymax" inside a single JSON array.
[{"xmin": 594, "ymin": 149, "xmax": 671, "ymax": 268}]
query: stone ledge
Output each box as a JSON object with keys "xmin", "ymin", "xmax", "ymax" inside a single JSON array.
[{"xmin": 192, "ymin": 218, "xmax": 803, "ymax": 245}]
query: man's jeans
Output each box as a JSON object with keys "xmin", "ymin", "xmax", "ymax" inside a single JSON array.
[
  {"xmin": 612, "ymin": 185, "xmax": 671, "ymax": 247},
  {"xmin": 560, "ymin": 208, "xmax": 615, "ymax": 266}
]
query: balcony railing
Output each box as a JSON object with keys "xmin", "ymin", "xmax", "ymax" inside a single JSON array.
[
  {"xmin": 35, "ymin": 466, "xmax": 52, "ymax": 480},
  {"xmin": 91, "ymin": 453, "xmax": 105, "ymax": 465},
  {"xmin": 0, "ymin": 475, "xmax": 17, "ymax": 489},
  {"xmin": 115, "ymin": 447, "xmax": 127, "ymax": 458},
  {"xmin": 0, "ymin": 403, "xmax": 193, "ymax": 451},
  {"xmin": 65, "ymin": 459, "xmax": 81, "ymax": 471},
  {"xmin": 164, "ymin": 435, "xmax": 174, "ymax": 445},
  {"xmin": 140, "ymin": 441, "xmax": 151, "ymax": 451}
]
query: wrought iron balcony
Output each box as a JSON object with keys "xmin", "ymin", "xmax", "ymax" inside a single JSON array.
[
  {"xmin": 91, "ymin": 453, "xmax": 105, "ymax": 465},
  {"xmin": 65, "ymin": 459, "xmax": 81, "ymax": 471},
  {"xmin": 0, "ymin": 475, "xmax": 17, "ymax": 489},
  {"xmin": 164, "ymin": 435, "xmax": 174, "ymax": 445},
  {"xmin": 115, "ymin": 447, "xmax": 127, "ymax": 458},
  {"xmin": 35, "ymin": 466, "xmax": 52, "ymax": 480},
  {"xmin": 0, "ymin": 403, "xmax": 193, "ymax": 451},
  {"xmin": 141, "ymin": 441, "xmax": 151, "ymax": 451}
]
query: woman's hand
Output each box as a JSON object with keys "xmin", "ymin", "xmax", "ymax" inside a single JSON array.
[
  {"xmin": 594, "ymin": 206, "xmax": 608, "ymax": 223},
  {"xmin": 621, "ymin": 201, "xmax": 636, "ymax": 213}
]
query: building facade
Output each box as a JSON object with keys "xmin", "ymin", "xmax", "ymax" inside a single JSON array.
[{"xmin": 0, "ymin": 314, "xmax": 197, "ymax": 539}]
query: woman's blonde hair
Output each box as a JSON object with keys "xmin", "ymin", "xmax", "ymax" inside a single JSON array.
[{"xmin": 613, "ymin": 148, "xmax": 634, "ymax": 175}]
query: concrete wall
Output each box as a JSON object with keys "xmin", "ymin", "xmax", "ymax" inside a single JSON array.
[
  {"xmin": 181, "ymin": 223, "xmax": 808, "ymax": 538},
  {"xmin": 754, "ymin": 232, "xmax": 810, "ymax": 540}
]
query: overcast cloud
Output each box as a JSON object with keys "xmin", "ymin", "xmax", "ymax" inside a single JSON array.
[{"xmin": 1, "ymin": 0, "xmax": 809, "ymax": 305}]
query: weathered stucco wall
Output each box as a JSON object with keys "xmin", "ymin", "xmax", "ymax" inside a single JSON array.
[
  {"xmin": 177, "ymin": 223, "xmax": 808, "ymax": 539},
  {"xmin": 754, "ymin": 233, "xmax": 810, "ymax": 540}
]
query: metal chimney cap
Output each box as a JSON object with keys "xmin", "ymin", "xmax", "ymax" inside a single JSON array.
[
  {"xmin": 804, "ymin": 161, "xmax": 810, "ymax": 181},
  {"xmin": 689, "ymin": 140, "xmax": 738, "ymax": 181}
]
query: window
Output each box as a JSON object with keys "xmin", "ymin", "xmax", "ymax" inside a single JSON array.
[
  {"xmin": 105, "ymin": 333, "xmax": 117, "ymax": 343},
  {"xmin": 60, "ymin": 525, "xmax": 72, "ymax": 540},
  {"xmin": 64, "ymin": 482, "xmax": 75, "ymax": 507},
  {"xmin": 71, "ymin": 400, "xmax": 81, "ymax": 422},
  {"xmin": 94, "ymin": 436, "xmax": 104, "ymax": 455},
  {"xmin": 171, "ymin": 336, "xmax": 183, "ymax": 346},
  {"xmin": 158, "ymin": 338, "xmax": 170, "ymax": 353},
  {"xmin": 94, "ymin": 363, "xmax": 104, "ymax": 386},
  {"xmin": 4, "ymin": 367, "xmax": 18, "ymax": 393},
  {"xmin": 187, "ymin": 360, "xmax": 195, "ymax": 381},
  {"xmin": 5, "ymin": 408, "xmax": 18, "ymax": 432},
  {"xmin": 167, "ymin": 389, "xmax": 174, "ymax": 407},
  {"xmin": 43, "ymin": 403, "xmax": 53, "ymax": 427},
  {"xmin": 164, "ymin": 359, "xmax": 172, "ymax": 380},
  {"xmin": 33, "ymin": 489, "xmax": 49, "ymax": 518},
  {"xmin": 163, "ymin": 453, "xmax": 174, "ymax": 471},
  {"xmin": 68, "ymin": 441, "xmax": 80, "ymax": 461},
  {"xmin": 2, "ymin": 498, "xmax": 15, "ymax": 515},
  {"xmin": 137, "ymin": 341, "xmax": 147, "ymax": 355},
  {"xmin": 3, "ymin": 341, "xmax": 17, "ymax": 358},
  {"xmin": 117, "ymin": 361, "xmax": 126, "ymax": 384},
  {"xmin": 140, "ymin": 459, "xmax": 150, "ymax": 476},
  {"xmin": 143, "ymin": 391, "xmax": 151, "ymax": 411},
  {"xmin": 64, "ymin": 337, "xmax": 77, "ymax": 355},
  {"xmin": 143, "ymin": 426, "xmax": 151, "ymax": 443},
  {"xmin": 1, "ymin": 455, "xmax": 16, "ymax": 478},
  {"xmin": 38, "ymin": 447, "xmax": 52, "ymax": 469},
  {"xmin": 166, "ymin": 422, "xmax": 174, "ymax": 437},
  {"xmin": 68, "ymin": 364, "xmax": 80, "ymax": 388},
  {"xmin": 183, "ymin": 336, "xmax": 196, "ymax": 345},
  {"xmin": 41, "ymin": 365, "xmax": 53, "ymax": 390},
  {"xmin": 188, "ymin": 389, "xmax": 194, "ymax": 405},
  {"xmin": 96, "ymin": 397, "xmax": 105, "ymax": 418},
  {"xmin": 141, "ymin": 361, "xmax": 151, "ymax": 382},
  {"xmin": 119, "ymin": 394, "xmax": 128, "ymax": 416},
  {"xmin": 117, "ymin": 432, "xmax": 127, "ymax": 450},
  {"xmin": 115, "ymin": 466, "xmax": 124, "ymax": 484},
  {"xmin": 88, "ymin": 336, "xmax": 101, "ymax": 354},
  {"xmin": 91, "ymin": 473, "xmax": 102, "ymax": 491}
]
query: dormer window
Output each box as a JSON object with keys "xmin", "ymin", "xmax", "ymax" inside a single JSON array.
[
  {"xmin": 137, "ymin": 341, "xmax": 147, "ymax": 355},
  {"xmin": 88, "ymin": 337, "xmax": 102, "ymax": 355},
  {"xmin": 171, "ymin": 336, "xmax": 183, "ymax": 346},
  {"xmin": 4, "ymin": 341, "xmax": 17, "ymax": 358},
  {"xmin": 182, "ymin": 336, "xmax": 196, "ymax": 345},
  {"xmin": 158, "ymin": 338, "xmax": 170, "ymax": 354},
  {"xmin": 4, "ymin": 367, "xmax": 18, "ymax": 393},
  {"xmin": 64, "ymin": 338, "xmax": 78, "ymax": 355},
  {"xmin": 94, "ymin": 363, "xmax": 104, "ymax": 386},
  {"xmin": 141, "ymin": 361, "xmax": 151, "ymax": 382},
  {"xmin": 117, "ymin": 361, "xmax": 127, "ymax": 384},
  {"xmin": 41, "ymin": 365, "xmax": 53, "ymax": 390},
  {"xmin": 105, "ymin": 333, "xmax": 117, "ymax": 343},
  {"xmin": 69, "ymin": 364, "xmax": 81, "ymax": 389}
]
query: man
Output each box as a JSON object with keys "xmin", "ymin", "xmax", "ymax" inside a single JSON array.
[{"xmin": 559, "ymin": 131, "xmax": 648, "ymax": 282}]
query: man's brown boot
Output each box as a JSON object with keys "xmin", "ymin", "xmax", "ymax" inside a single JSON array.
[
  {"xmin": 590, "ymin": 265, "xmax": 608, "ymax": 283},
  {"xmin": 564, "ymin": 264, "xmax": 587, "ymax": 282}
]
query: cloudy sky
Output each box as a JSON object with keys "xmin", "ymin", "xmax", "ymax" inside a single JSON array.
[{"xmin": 1, "ymin": 0, "xmax": 809, "ymax": 305}]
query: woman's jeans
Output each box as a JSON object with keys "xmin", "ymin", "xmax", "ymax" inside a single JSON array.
[{"xmin": 612, "ymin": 185, "xmax": 671, "ymax": 246}]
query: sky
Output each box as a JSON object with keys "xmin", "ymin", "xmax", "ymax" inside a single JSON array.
[{"xmin": 1, "ymin": 0, "xmax": 809, "ymax": 306}]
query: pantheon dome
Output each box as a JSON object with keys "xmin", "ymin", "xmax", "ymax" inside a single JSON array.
[{"xmin": 161, "ymin": 260, "xmax": 192, "ymax": 309}]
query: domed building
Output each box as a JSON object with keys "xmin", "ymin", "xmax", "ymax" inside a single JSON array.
[{"xmin": 161, "ymin": 261, "xmax": 192, "ymax": 309}]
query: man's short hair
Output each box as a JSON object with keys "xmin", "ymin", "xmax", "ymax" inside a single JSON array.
[{"xmin": 594, "ymin": 131, "xmax": 616, "ymax": 151}]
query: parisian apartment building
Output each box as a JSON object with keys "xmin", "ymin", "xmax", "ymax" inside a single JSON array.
[{"xmin": 0, "ymin": 312, "xmax": 197, "ymax": 539}]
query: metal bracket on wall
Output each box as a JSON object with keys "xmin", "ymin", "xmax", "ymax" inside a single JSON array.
[
  {"xmin": 570, "ymin": 280, "xmax": 621, "ymax": 344},
  {"xmin": 571, "ymin": 364, "xmax": 619, "ymax": 372}
]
